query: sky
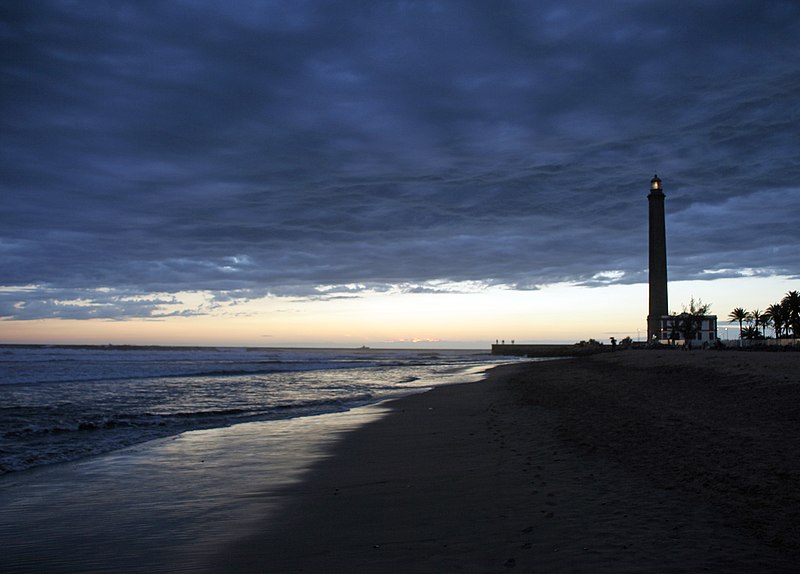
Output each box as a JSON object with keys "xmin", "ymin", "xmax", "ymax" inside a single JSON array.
[{"xmin": 1, "ymin": 1, "xmax": 799, "ymax": 348}]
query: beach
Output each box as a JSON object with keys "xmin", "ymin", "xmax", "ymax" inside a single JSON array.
[
  {"xmin": 210, "ymin": 350, "xmax": 800, "ymax": 572},
  {"xmin": 3, "ymin": 349, "xmax": 799, "ymax": 573}
]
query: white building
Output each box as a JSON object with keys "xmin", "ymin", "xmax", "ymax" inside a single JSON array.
[{"xmin": 659, "ymin": 314, "xmax": 718, "ymax": 347}]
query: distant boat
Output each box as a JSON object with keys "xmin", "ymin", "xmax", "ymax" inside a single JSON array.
[{"xmin": 357, "ymin": 345, "xmax": 370, "ymax": 350}]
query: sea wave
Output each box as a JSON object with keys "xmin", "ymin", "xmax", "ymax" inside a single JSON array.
[
  {"xmin": 0, "ymin": 346, "xmax": 513, "ymax": 475},
  {"xmin": 0, "ymin": 392, "xmax": 383, "ymax": 474}
]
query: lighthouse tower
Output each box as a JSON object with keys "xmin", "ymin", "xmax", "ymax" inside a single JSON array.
[{"xmin": 647, "ymin": 174, "xmax": 668, "ymax": 342}]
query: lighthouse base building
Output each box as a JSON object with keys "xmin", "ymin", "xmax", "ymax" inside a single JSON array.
[{"xmin": 656, "ymin": 314, "xmax": 719, "ymax": 348}]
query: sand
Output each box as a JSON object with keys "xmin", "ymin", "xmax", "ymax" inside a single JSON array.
[
  {"xmin": 0, "ymin": 406, "xmax": 394, "ymax": 574},
  {"xmin": 209, "ymin": 350, "xmax": 800, "ymax": 573}
]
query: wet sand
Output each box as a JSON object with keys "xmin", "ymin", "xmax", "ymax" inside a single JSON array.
[
  {"xmin": 210, "ymin": 350, "xmax": 800, "ymax": 573},
  {"xmin": 0, "ymin": 406, "xmax": 393, "ymax": 574}
]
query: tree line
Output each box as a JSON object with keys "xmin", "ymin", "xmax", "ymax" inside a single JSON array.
[{"xmin": 728, "ymin": 290, "xmax": 800, "ymax": 340}]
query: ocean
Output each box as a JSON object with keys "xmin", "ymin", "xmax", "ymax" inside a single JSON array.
[{"xmin": 0, "ymin": 345, "xmax": 512, "ymax": 476}]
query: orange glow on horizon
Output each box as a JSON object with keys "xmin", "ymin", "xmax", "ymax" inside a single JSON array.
[{"xmin": 1, "ymin": 277, "xmax": 796, "ymax": 348}]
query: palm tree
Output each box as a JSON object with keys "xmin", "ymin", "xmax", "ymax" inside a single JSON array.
[
  {"xmin": 784, "ymin": 299, "xmax": 796, "ymax": 340},
  {"xmin": 728, "ymin": 307, "xmax": 750, "ymax": 342},
  {"xmin": 750, "ymin": 308, "xmax": 762, "ymax": 334},
  {"xmin": 741, "ymin": 326, "xmax": 762, "ymax": 340},
  {"xmin": 752, "ymin": 309, "xmax": 771, "ymax": 338},
  {"xmin": 758, "ymin": 312, "xmax": 771, "ymax": 338},
  {"xmin": 765, "ymin": 303, "xmax": 786, "ymax": 339},
  {"xmin": 783, "ymin": 290, "xmax": 800, "ymax": 339}
]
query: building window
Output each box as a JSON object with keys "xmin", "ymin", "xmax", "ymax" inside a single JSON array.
[
  {"xmin": 709, "ymin": 332, "xmax": 715, "ymax": 340},
  {"xmin": 697, "ymin": 332, "xmax": 702, "ymax": 340}
]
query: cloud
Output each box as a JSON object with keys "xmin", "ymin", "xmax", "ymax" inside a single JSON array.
[
  {"xmin": 0, "ymin": 286, "xmax": 206, "ymax": 321},
  {"xmin": 2, "ymin": 1, "xmax": 799, "ymax": 320}
]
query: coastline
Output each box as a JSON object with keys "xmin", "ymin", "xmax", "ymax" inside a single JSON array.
[
  {"xmin": 3, "ymin": 351, "xmax": 798, "ymax": 572},
  {"xmin": 0, "ymin": 404, "xmax": 395, "ymax": 573},
  {"xmin": 209, "ymin": 350, "xmax": 800, "ymax": 572}
]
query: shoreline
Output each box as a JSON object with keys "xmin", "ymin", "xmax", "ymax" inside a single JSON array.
[
  {"xmin": 0, "ymin": 404, "xmax": 396, "ymax": 573},
  {"xmin": 3, "ymin": 351, "xmax": 798, "ymax": 572},
  {"xmin": 0, "ymin": 347, "xmax": 500, "ymax": 476},
  {"xmin": 0, "ymin": 357, "xmax": 500, "ymax": 573},
  {"xmin": 209, "ymin": 351, "xmax": 800, "ymax": 572}
]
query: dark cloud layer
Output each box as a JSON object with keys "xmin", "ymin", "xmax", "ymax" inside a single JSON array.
[{"xmin": 2, "ymin": 1, "xmax": 799, "ymax": 319}]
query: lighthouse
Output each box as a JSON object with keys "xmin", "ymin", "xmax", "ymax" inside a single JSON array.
[{"xmin": 647, "ymin": 174, "xmax": 668, "ymax": 342}]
